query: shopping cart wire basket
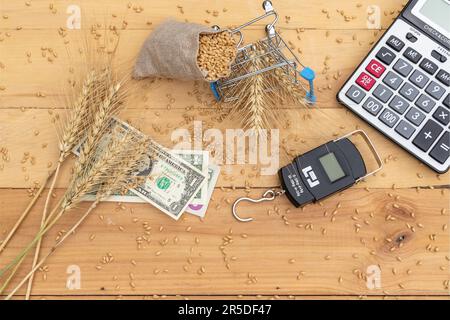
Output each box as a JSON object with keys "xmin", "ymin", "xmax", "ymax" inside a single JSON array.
[{"xmin": 210, "ymin": 0, "xmax": 317, "ymax": 104}]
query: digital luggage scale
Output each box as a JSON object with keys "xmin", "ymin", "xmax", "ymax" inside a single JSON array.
[{"xmin": 232, "ymin": 131, "xmax": 383, "ymax": 222}]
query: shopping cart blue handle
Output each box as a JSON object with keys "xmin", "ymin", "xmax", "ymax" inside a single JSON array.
[
  {"xmin": 210, "ymin": 81, "xmax": 221, "ymax": 102},
  {"xmin": 300, "ymin": 67, "xmax": 317, "ymax": 104}
]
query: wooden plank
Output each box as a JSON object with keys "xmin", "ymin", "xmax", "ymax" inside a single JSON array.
[
  {"xmin": 0, "ymin": 108, "xmax": 448, "ymax": 189},
  {"xmin": 0, "ymin": 188, "xmax": 448, "ymax": 296},
  {"xmin": 5, "ymin": 295, "xmax": 450, "ymax": 300},
  {"xmin": 0, "ymin": 0, "xmax": 448, "ymax": 301},
  {"xmin": 0, "ymin": 29, "xmax": 385, "ymax": 109},
  {"xmin": 0, "ymin": 0, "xmax": 405, "ymax": 30}
]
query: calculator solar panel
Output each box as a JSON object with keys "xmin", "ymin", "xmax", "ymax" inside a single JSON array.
[{"xmin": 337, "ymin": 0, "xmax": 450, "ymax": 173}]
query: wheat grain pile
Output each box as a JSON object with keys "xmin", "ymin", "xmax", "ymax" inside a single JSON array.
[{"xmin": 197, "ymin": 31, "xmax": 237, "ymax": 81}]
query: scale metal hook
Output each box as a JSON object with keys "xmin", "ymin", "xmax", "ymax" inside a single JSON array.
[{"xmin": 232, "ymin": 189, "xmax": 285, "ymax": 222}]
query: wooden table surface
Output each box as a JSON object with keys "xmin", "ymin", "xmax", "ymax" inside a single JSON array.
[{"xmin": 0, "ymin": 0, "xmax": 449, "ymax": 300}]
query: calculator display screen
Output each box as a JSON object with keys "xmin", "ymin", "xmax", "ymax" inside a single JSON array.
[
  {"xmin": 413, "ymin": 0, "xmax": 450, "ymax": 34},
  {"xmin": 319, "ymin": 153, "xmax": 346, "ymax": 183}
]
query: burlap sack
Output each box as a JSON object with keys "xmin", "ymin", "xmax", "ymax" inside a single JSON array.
[{"xmin": 133, "ymin": 20, "xmax": 220, "ymax": 81}]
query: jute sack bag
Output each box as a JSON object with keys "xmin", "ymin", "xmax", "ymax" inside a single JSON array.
[{"xmin": 134, "ymin": 19, "xmax": 232, "ymax": 81}]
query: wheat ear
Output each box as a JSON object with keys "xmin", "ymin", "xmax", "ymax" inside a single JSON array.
[
  {"xmin": 0, "ymin": 130, "xmax": 127, "ymax": 292},
  {"xmin": 227, "ymin": 51, "xmax": 278, "ymax": 132},
  {"xmin": 5, "ymin": 131, "xmax": 150, "ymax": 299},
  {"xmin": 20, "ymin": 70, "xmax": 123, "ymax": 298}
]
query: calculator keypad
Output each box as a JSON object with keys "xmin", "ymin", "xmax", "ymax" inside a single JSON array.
[
  {"xmin": 419, "ymin": 58, "xmax": 438, "ymax": 75},
  {"xmin": 405, "ymin": 107, "xmax": 425, "ymax": 126},
  {"xmin": 393, "ymin": 59, "xmax": 413, "ymax": 77},
  {"xmin": 345, "ymin": 85, "xmax": 366, "ymax": 103},
  {"xmin": 379, "ymin": 109, "xmax": 399, "ymax": 128},
  {"xmin": 373, "ymin": 84, "xmax": 393, "ymax": 103},
  {"xmin": 413, "ymin": 120, "xmax": 443, "ymax": 152},
  {"xmin": 388, "ymin": 95, "xmax": 409, "ymax": 114},
  {"xmin": 376, "ymin": 47, "xmax": 396, "ymax": 65},
  {"xmin": 383, "ymin": 71, "xmax": 403, "ymax": 90},
  {"xmin": 430, "ymin": 132, "xmax": 450, "ymax": 164},
  {"xmin": 436, "ymin": 70, "xmax": 450, "ymax": 87},
  {"xmin": 415, "ymin": 94, "xmax": 435, "ymax": 113},
  {"xmin": 366, "ymin": 59, "xmax": 386, "ymax": 78},
  {"xmin": 386, "ymin": 35, "xmax": 405, "ymax": 52},
  {"xmin": 395, "ymin": 120, "xmax": 415, "ymax": 139},
  {"xmin": 404, "ymin": 47, "xmax": 422, "ymax": 64},
  {"xmin": 356, "ymin": 72, "xmax": 376, "ymax": 91},
  {"xmin": 409, "ymin": 70, "xmax": 429, "ymax": 89},
  {"xmin": 425, "ymin": 81, "xmax": 445, "ymax": 100},
  {"xmin": 338, "ymin": 19, "xmax": 450, "ymax": 173},
  {"xmin": 433, "ymin": 107, "xmax": 450, "ymax": 126},
  {"xmin": 399, "ymin": 82, "xmax": 419, "ymax": 101}
]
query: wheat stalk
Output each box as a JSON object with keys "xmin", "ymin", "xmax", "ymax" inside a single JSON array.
[
  {"xmin": 24, "ymin": 67, "xmax": 126, "ymax": 299},
  {"xmin": 3, "ymin": 128, "xmax": 150, "ymax": 299},
  {"xmin": 0, "ymin": 73, "xmax": 101, "ymax": 253},
  {"xmin": 24, "ymin": 71, "xmax": 100, "ymax": 297},
  {"xmin": 227, "ymin": 51, "xmax": 278, "ymax": 133},
  {"xmin": 222, "ymin": 41, "xmax": 311, "ymax": 133},
  {"xmin": 0, "ymin": 71, "xmax": 99, "ymax": 257}
]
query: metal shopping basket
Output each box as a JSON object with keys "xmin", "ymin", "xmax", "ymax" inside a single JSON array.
[{"xmin": 210, "ymin": 0, "xmax": 317, "ymax": 104}]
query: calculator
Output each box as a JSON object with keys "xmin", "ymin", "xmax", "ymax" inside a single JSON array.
[{"xmin": 337, "ymin": 0, "xmax": 450, "ymax": 173}]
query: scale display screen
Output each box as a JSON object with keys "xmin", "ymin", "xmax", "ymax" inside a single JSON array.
[
  {"xmin": 413, "ymin": 0, "xmax": 450, "ymax": 34},
  {"xmin": 319, "ymin": 153, "xmax": 346, "ymax": 183}
]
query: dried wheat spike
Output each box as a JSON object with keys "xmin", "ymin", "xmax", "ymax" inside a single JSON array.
[{"xmin": 227, "ymin": 50, "xmax": 278, "ymax": 132}]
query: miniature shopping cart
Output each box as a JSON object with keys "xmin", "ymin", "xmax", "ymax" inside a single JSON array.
[{"xmin": 210, "ymin": 0, "xmax": 317, "ymax": 104}]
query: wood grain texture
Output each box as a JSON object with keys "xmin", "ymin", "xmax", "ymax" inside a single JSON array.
[
  {"xmin": 0, "ymin": 188, "xmax": 449, "ymax": 296},
  {"xmin": 0, "ymin": 0, "xmax": 405, "ymax": 30},
  {"xmin": 0, "ymin": 29, "xmax": 387, "ymax": 108},
  {"xmin": 0, "ymin": 108, "xmax": 448, "ymax": 189},
  {"xmin": 0, "ymin": 0, "xmax": 449, "ymax": 300}
]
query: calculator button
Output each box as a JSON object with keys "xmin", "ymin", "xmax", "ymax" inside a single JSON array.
[
  {"xmin": 433, "ymin": 106, "xmax": 450, "ymax": 126},
  {"xmin": 405, "ymin": 107, "xmax": 426, "ymax": 126},
  {"xmin": 395, "ymin": 120, "xmax": 416, "ymax": 139},
  {"xmin": 436, "ymin": 69, "xmax": 450, "ymax": 87},
  {"xmin": 412, "ymin": 120, "xmax": 443, "ymax": 152},
  {"xmin": 379, "ymin": 109, "xmax": 399, "ymax": 128},
  {"xmin": 403, "ymin": 47, "xmax": 422, "ymax": 64},
  {"xmin": 431, "ymin": 50, "xmax": 447, "ymax": 63},
  {"xmin": 444, "ymin": 94, "xmax": 450, "ymax": 109},
  {"xmin": 389, "ymin": 95, "xmax": 409, "ymax": 114},
  {"xmin": 373, "ymin": 84, "xmax": 393, "ymax": 103},
  {"xmin": 415, "ymin": 94, "xmax": 436, "ymax": 113},
  {"xmin": 386, "ymin": 35, "xmax": 405, "ymax": 52},
  {"xmin": 429, "ymin": 132, "xmax": 450, "ymax": 164},
  {"xmin": 356, "ymin": 72, "xmax": 376, "ymax": 91},
  {"xmin": 425, "ymin": 81, "xmax": 445, "ymax": 100},
  {"xmin": 393, "ymin": 59, "xmax": 413, "ymax": 77},
  {"xmin": 399, "ymin": 82, "xmax": 419, "ymax": 101},
  {"xmin": 409, "ymin": 70, "xmax": 429, "ymax": 89},
  {"xmin": 362, "ymin": 97, "xmax": 383, "ymax": 116},
  {"xmin": 365, "ymin": 59, "xmax": 386, "ymax": 78},
  {"xmin": 376, "ymin": 47, "xmax": 396, "ymax": 65},
  {"xmin": 383, "ymin": 71, "xmax": 403, "ymax": 90},
  {"xmin": 345, "ymin": 85, "xmax": 366, "ymax": 104},
  {"xmin": 419, "ymin": 58, "xmax": 438, "ymax": 75},
  {"xmin": 406, "ymin": 33, "xmax": 418, "ymax": 43}
]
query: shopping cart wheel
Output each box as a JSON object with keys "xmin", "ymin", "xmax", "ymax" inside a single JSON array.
[
  {"xmin": 210, "ymin": 81, "xmax": 221, "ymax": 102},
  {"xmin": 300, "ymin": 67, "xmax": 317, "ymax": 104}
]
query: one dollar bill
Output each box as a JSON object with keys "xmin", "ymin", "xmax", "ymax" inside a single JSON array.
[{"xmin": 75, "ymin": 118, "xmax": 207, "ymax": 220}]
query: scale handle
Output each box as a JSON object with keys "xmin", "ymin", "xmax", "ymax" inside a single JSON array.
[{"xmin": 335, "ymin": 130, "xmax": 383, "ymax": 182}]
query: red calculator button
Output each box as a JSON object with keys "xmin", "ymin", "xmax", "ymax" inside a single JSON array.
[
  {"xmin": 366, "ymin": 59, "xmax": 386, "ymax": 78},
  {"xmin": 356, "ymin": 72, "xmax": 376, "ymax": 91}
]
